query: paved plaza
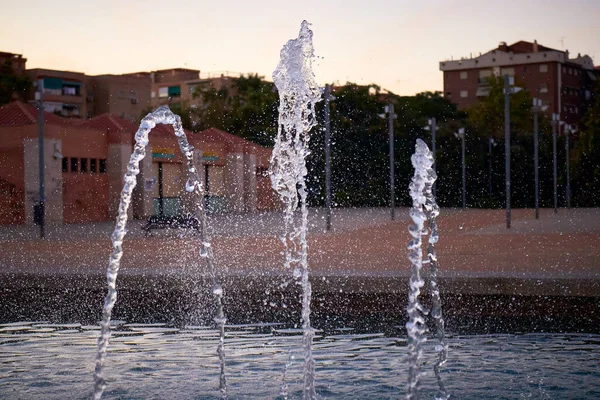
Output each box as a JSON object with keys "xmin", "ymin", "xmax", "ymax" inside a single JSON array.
[{"xmin": 0, "ymin": 207, "xmax": 598, "ymax": 296}]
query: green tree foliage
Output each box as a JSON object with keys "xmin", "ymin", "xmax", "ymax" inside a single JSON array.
[
  {"xmin": 572, "ymin": 80, "xmax": 600, "ymax": 206},
  {"xmin": 465, "ymin": 76, "xmax": 558, "ymax": 209},
  {"xmin": 307, "ymin": 86, "xmax": 465, "ymax": 208},
  {"xmin": 307, "ymin": 84, "xmax": 389, "ymax": 207},
  {"xmin": 168, "ymin": 72, "xmax": 598, "ymax": 209},
  {"xmin": 190, "ymin": 73, "xmax": 278, "ymax": 146},
  {"xmin": 0, "ymin": 60, "xmax": 30, "ymax": 106}
]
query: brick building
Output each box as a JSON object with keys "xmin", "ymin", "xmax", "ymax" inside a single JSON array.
[
  {"xmin": 149, "ymin": 68, "xmax": 237, "ymax": 123},
  {"xmin": 0, "ymin": 101, "xmax": 277, "ymax": 226},
  {"xmin": 439, "ymin": 40, "xmax": 598, "ymax": 125},
  {"xmin": 0, "ymin": 52, "xmax": 27, "ymax": 75}
]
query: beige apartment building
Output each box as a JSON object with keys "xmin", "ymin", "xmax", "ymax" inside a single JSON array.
[
  {"xmin": 26, "ymin": 68, "xmax": 90, "ymax": 119},
  {"xmin": 150, "ymin": 68, "xmax": 237, "ymax": 115},
  {"xmin": 88, "ymin": 73, "xmax": 152, "ymax": 121}
]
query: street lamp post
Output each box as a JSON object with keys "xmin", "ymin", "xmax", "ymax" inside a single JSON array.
[
  {"xmin": 429, "ymin": 118, "xmax": 437, "ymax": 196},
  {"xmin": 324, "ymin": 84, "xmax": 332, "ymax": 230},
  {"xmin": 551, "ymin": 114, "xmax": 560, "ymax": 214},
  {"xmin": 532, "ymin": 98, "xmax": 542, "ymax": 219},
  {"xmin": 35, "ymin": 79, "xmax": 45, "ymax": 239},
  {"xmin": 504, "ymin": 75, "xmax": 512, "ymax": 228},
  {"xmin": 454, "ymin": 128, "xmax": 466, "ymax": 209},
  {"xmin": 381, "ymin": 104, "xmax": 397, "ymax": 220},
  {"xmin": 565, "ymin": 124, "xmax": 574, "ymax": 208},
  {"xmin": 488, "ymin": 138, "xmax": 495, "ymax": 196},
  {"xmin": 503, "ymin": 75, "xmax": 521, "ymax": 228}
]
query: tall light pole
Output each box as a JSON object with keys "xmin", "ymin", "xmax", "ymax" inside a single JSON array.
[
  {"xmin": 454, "ymin": 128, "xmax": 466, "ymax": 209},
  {"xmin": 488, "ymin": 138, "xmax": 495, "ymax": 196},
  {"xmin": 324, "ymin": 84, "xmax": 332, "ymax": 230},
  {"xmin": 504, "ymin": 75, "xmax": 512, "ymax": 228},
  {"xmin": 565, "ymin": 124, "xmax": 574, "ymax": 208},
  {"xmin": 35, "ymin": 79, "xmax": 45, "ymax": 239},
  {"xmin": 429, "ymin": 118, "xmax": 437, "ymax": 195},
  {"xmin": 381, "ymin": 104, "xmax": 397, "ymax": 220},
  {"xmin": 551, "ymin": 114, "xmax": 560, "ymax": 214},
  {"xmin": 532, "ymin": 98, "xmax": 542, "ymax": 219},
  {"xmin": 503, "ymin": 75, "xmax": 521, "ymax": 229}
]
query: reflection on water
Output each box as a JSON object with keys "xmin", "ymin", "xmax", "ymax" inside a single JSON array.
[{"xmin": 1, "ymin": 322, "xmax": 599, "ymax": 399}]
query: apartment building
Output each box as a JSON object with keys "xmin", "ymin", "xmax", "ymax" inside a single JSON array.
[
  {"xmin": 88, "ymin": 73, "xmax": 152, "ymax": 121},
  {"xmin": 150, "ymin": 68, "xmax": 236, "ymax": 115},
  {"xmin": 0, "ymin": 51, "xmax": 27, "ymax": 75},
  {"xmin": 26, "ymin": 68, "xmax": 89, "ymax": 118},
  {"xmin": 439, "ymin": 40, "xmax": 598, "ymax": 124}
]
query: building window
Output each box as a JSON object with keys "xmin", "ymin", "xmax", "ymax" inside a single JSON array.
[
  {"xmin": 151, "ymin": 91, "xmax": 156, "ymax": 98},
  {"xmin": 500, "ymin": 67, "xmax": 515, "ymax": 76},
  {"xmin": 168, "ymin": 86, "xmax": 181, "ymax": 97},
  {"xmin": 81, "ymin": 158, "xmax": 88, "ymax": 173},
  {"xmin": 158, "ymin": 87, "xmax": 168, "ymax": 98},
  {"xmin": 99, "ymin": 159, "xmax": 107, "ymax": 174},
  {"xmin": 90, "ymin": 158, "xmax": 97, "ymax": 173},
  {"xmin": 62, "ymin": 157, "xmax": 68, "ymax": 172},
  {"xmin": 540, "ymin": 84, "xmax": 548, "ymax": 93},
  {"xmin": 479, "ymin": 69, "xmax": 492, "ymax": 79},
  {"xmin": 460, "ymin": 71, "xmax": 468, "ymax": 80},
  {"xmin": 460, "ymin": 90, "xmax": 468, "ymax": 98},
  {"xmin": 63, "ymin": 86, "xmax": 77, "ymax": 96},
  {"xmin": 70, "ymin": 157, "xmax": 79, "ymax": 173},
  {"xmin": 539, "ymin": 64, "xmax": 548, "ymax": 73}
]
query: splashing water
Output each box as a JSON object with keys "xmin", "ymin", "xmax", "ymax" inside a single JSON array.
[
  {"xmin": 406, "ymin": 139, "xmax": 448, "ymax": 400},
  {"xmin": 269, "ymin": 20, "xmax": 322, "ymax": 400},
  {"xmin": 92, "ymin": 106, "xmax": 228, "ymax": 400}
]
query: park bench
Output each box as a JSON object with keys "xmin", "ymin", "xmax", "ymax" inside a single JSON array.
[{"xmin": 142, "ymin": 214, "xmax": 201, "ymax": 236}]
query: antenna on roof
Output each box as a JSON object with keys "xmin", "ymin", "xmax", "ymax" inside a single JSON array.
[{"xmin": 560, "ymin": 37, "xmax": 566, "ymax": 50}]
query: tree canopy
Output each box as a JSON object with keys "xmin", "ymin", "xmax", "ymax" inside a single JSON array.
[
  {"xmin": 0, "ymin": 60, "xmax": 30, "ymax": 106},
  {"xmin": 165, "ymin": 74, "xmax": 599, "ymax": 208}
]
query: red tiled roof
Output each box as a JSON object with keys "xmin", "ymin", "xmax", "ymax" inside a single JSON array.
[
  {"xmin": 505, "ymin": 41, "xmax": 560, "ymax": 54},
  {"xmin": 0, "ymin": 101, "xmax": 74, "ymax": 127},
  {"xmin": 81, "ymin": 113, "xmax": 193, "ymax": 142},
  {"xmin": 195, "ymin": 127, "xmax": 254, "ymax": 146},
  {"xmin": 80, "ymin": 114, "xmax": 140, "ymax": 133}
]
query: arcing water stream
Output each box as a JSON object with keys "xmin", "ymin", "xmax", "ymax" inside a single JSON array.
[{"xmin": 92, "ymin": 107, "xmax": 227, "ymax": 400}]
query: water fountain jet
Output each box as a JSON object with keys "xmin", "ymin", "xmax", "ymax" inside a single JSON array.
[
  {"xmin": 406, "ymin": 138, "xmax": 448, "ymax": 400},
  {"xmin": 270, "ymin": 20, "xmax": 322, "ymax": 400},
  {"xmin": 92, "ymin": 107, "xmax": 227, "ymax": 400}
]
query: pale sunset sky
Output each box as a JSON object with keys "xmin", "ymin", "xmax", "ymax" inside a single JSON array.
[{"xmin": 0, "ymin": 0, "xmax": 599, "ymax": 95}]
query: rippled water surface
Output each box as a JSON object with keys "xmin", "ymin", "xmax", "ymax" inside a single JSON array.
[{"xmin": 1, "ymin": 322, "xmax": 599, "ymax": 399}]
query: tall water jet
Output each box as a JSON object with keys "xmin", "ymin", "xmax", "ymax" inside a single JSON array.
[
  {"xmin": 92, "ymin": 106, "xmax": 227, "ymax": 400},
  {"xmin": 269, "ymin": 20, "xmax": 322, "ymax": 400},
  {"xmin": 406, "ymin": 139, "xmax": 448, "ymax": 400}
]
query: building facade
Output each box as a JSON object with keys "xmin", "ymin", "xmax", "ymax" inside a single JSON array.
[
  {"xmin": 88, "ymin": 73, "xmax": 152, "ymax": 121},
  {"xmin": 149, "ymin": 69, "xmax": 237, "ymax": 119},
  {"xmin": 440, "ymin": 40, "xmax": 598, "ymax": 125},
  {"xmin": 0, "ymin": 52, "xmax": 27, "ymax": 75},
  {"xmin": 0, "ymin": 101, "xmax": 278, "ymax": 226},
  {"xmin": 25, "ymin": 68, "xmax": 90, "ymax": 119}
]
